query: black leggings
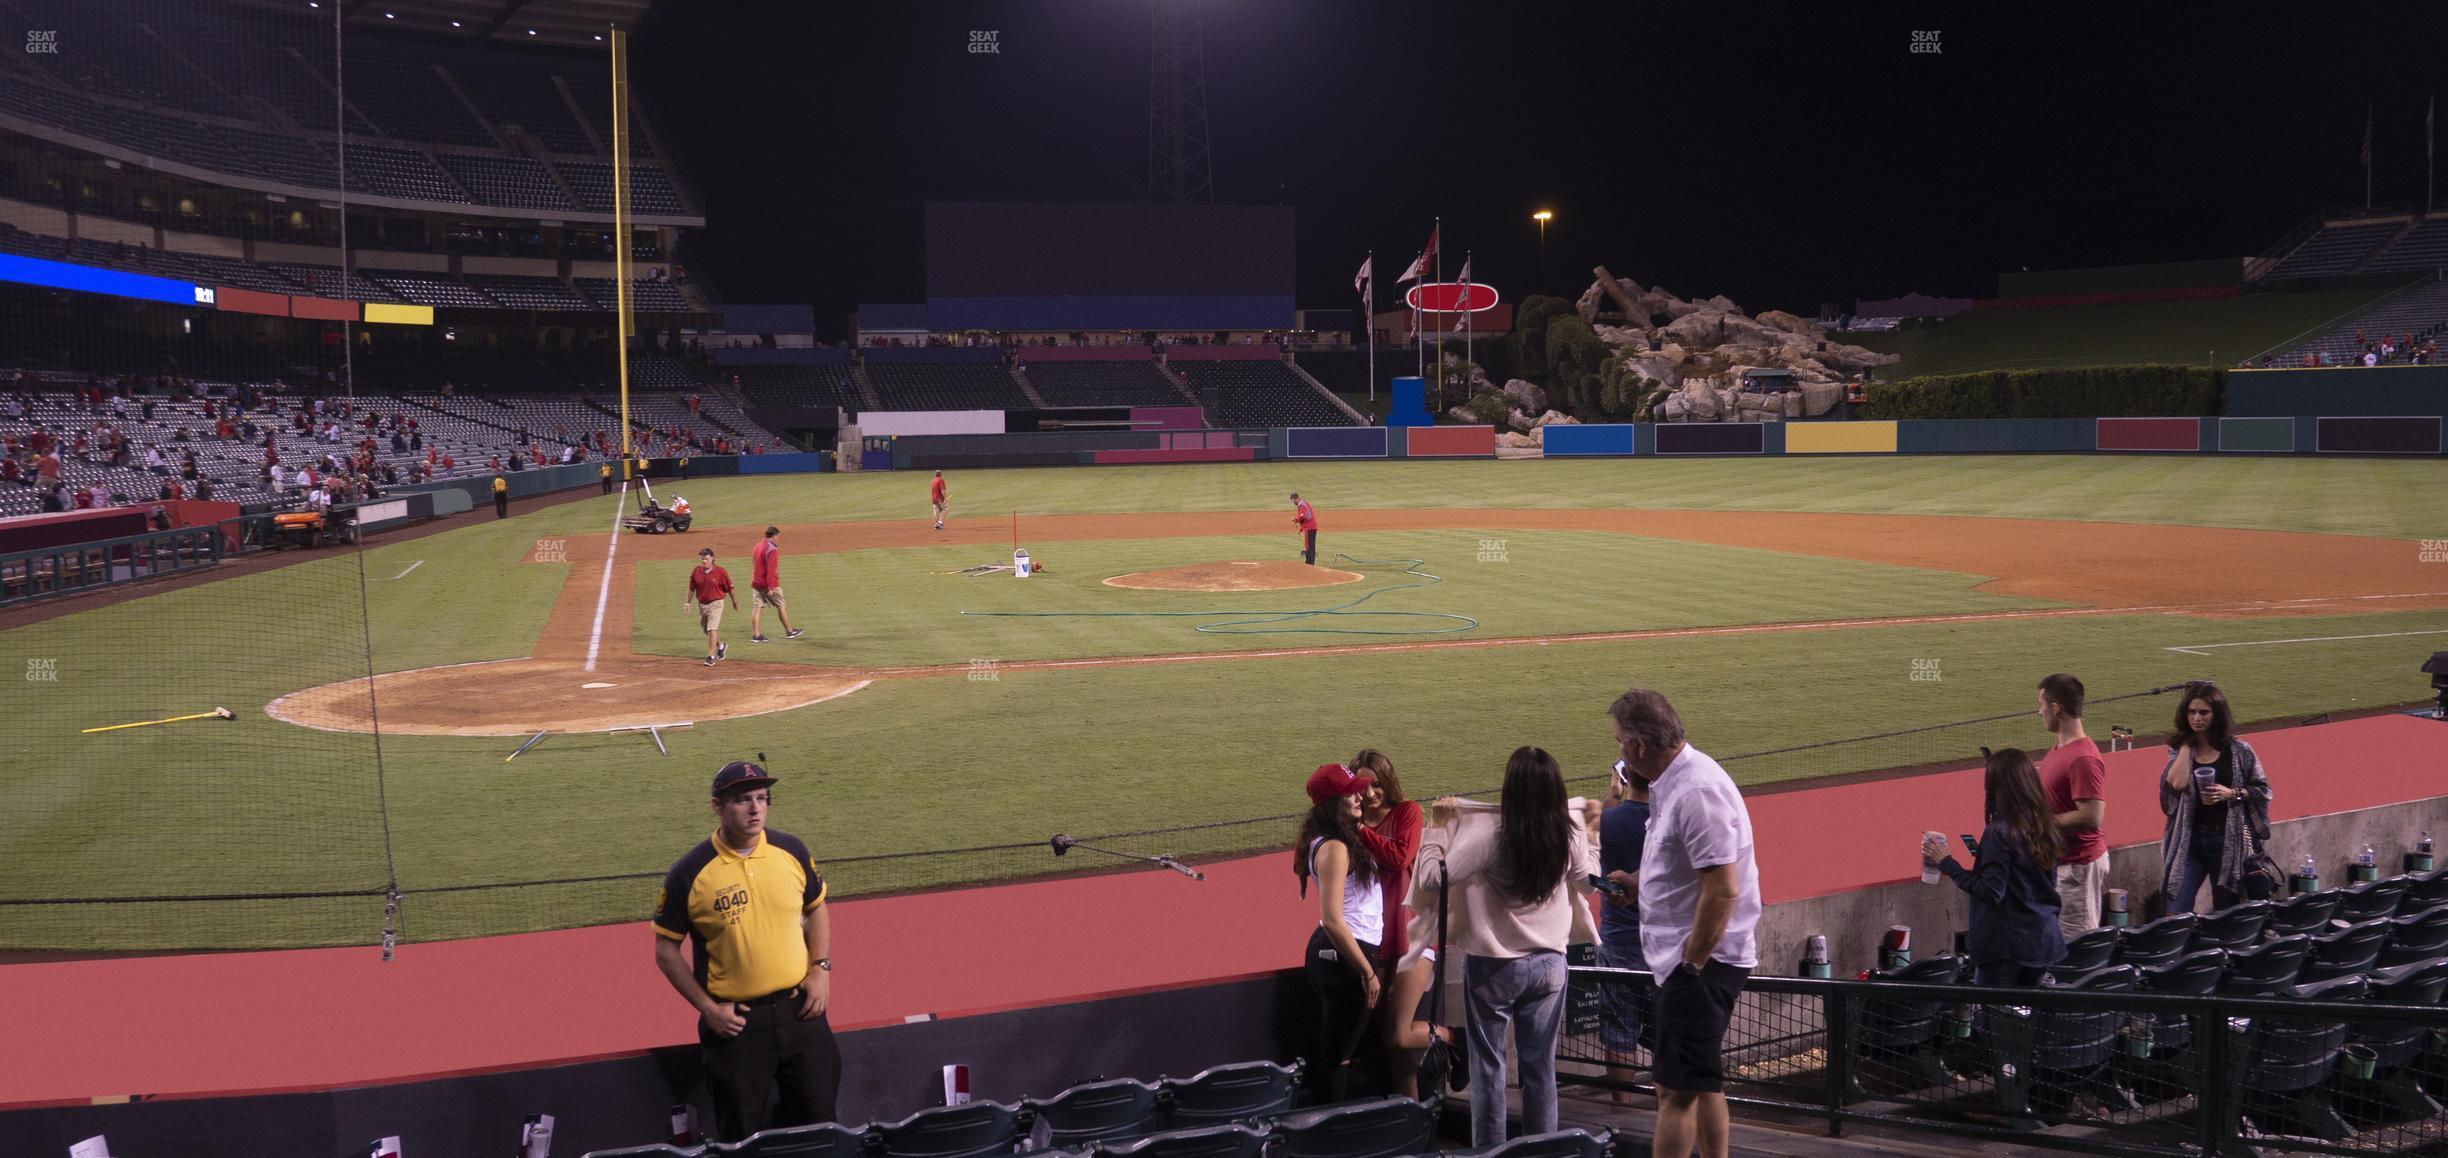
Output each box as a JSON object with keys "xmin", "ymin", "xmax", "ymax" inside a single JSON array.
[{"xmin": 1304, "ymin": 926, "xmax": 1378, "ymax": 1102}]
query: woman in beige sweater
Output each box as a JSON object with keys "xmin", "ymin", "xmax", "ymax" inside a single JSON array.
[{"xmin": 1418, "ymin": 747, "xmax": 1600, "ymax": 1146}]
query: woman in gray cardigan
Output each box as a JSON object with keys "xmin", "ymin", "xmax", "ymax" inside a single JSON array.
[{"xmin": 2159, "ymin": 682, "xmax": 2273, "ymax": 914}]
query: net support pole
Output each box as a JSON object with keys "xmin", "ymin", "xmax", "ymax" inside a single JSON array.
[{"xmin": 611, "ymin": 26, "xmax": 635, "ymax": 478}]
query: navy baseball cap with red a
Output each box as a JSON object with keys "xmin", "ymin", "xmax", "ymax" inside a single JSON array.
[{"xmin": 711, "ymin": 760, "xmax": 775, "ymax": 799}]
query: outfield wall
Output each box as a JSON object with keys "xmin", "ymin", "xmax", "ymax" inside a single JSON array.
[{"xmin": 2228, "ymin": 366, "xmax": 2448, "ymax": 418}]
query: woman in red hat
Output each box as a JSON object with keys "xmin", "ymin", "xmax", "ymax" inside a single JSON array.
[{"xmin": 1293, "ymin": 762, "xmax": 1381, "ymax": 1103}]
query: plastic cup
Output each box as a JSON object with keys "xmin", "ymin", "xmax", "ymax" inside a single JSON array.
[
  {"xmin": 1921, "ymin": 831, "xmax": 1945, "ymax": 883},
  {"xmin": 2191, "ymin": 765, "xmax": 2217, "ymax": 806}
]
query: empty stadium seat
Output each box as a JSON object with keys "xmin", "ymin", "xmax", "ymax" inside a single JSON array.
[
  {"xmin": 2264, "ymin": 891, "xmax": 2341, "ymax": 941},
  {"xmin": 2134, "ymin": 948, "xmax": 2227, "ymax": 1055},
  {"xmin": 871, "ymin": 1101, "xmax": 1031, "ymax": 1158},
  {"xmin": 1024, "ymin": 1077, "xmax": 1164, "ymax": 1149},
  {"xmin": 2299, "ymin": 921, "xmax": 2390, "ymax": 984},
  {"xmin": 2336, "ymin": 876, "xmax": 2411, "ymax": 926},
  {"xmin": 1158, "ymin": 1060, "xmax": 1301, "ymax": 1127},
  {"xmin": 2187, "ymin": 901, "xmax": 2270, "ymax": 953},
  {"xmin": 713, "ymin": 1122, "xmax": 871, "ymax": 1158},
  {"xmin": 2112, "ymin": 913, "xmax": 2196, "ymax": 970},
  {"xmin": 2345, "ymin": 958, "xmax": 2448, "ymax": 1121},
  {"xmin": 1459, "ymin": 1128, "xmax": 1616, "ymax": 1158},
  {"xmin": 1091, "ymin": 1123, "xmax": 1268, "ymax": 1158},
  {"xmin": 2055, "ymin": 928, "xmax": 2120, "ymax": 974},
  {"xmin": 581, "ymin": 1146, "xmax": 701, "ymax": 1158},
  {"xmin": 1846, "ymin": 954, "xmax": 1962, "ymax": 1097},
  {"xmin": 2378, "ymin": 906, "xmax": 2448, "ymax": 970},
  {"xmin": 1986, "ymin": 964, "xmax": 2138, "ymax": 1118},
  {"xmin": 1268, "ymin": 1096, "xmax": 1436, "ymax": 1158},
  {"xmin": 2235, "ymin": 974, "xmax": 2367, "ymax": 1141},
  {"xmin": 2405, "ymin": 867, "xmax": 2448, "ymax": 912},
  {"xmin": 2224, "ymin": 935, "xmax": 2314, "ymax": 991}
]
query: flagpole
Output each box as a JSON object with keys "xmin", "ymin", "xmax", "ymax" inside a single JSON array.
[
  {"xmin": 1366, "ymin": 251, "xmax": 1376, "ymax": 404},
  {"xmin": 1464, "ymin": 251, "xmax": 1473, "ymax": 402},
  {"xmin": 1432, "ymin": 217, "xmax": 1442, "ymax": 411},
  {"xmin": 2367, "ymin": 99, "xmax": 2374, "ymax": 211},
  {"xmin": 2428, "ymin": 94, "xmax": 2436, "ymax": 215}
]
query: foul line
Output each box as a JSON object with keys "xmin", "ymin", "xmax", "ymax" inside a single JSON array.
[
  {"xmin": 379, "ymin": 560, "xmax": 422, "ymax": 581},
  {"xmin": 585, "ymin": 485, "xmax": 628, "ymax": 673},
  {"xmin": 2166, "ymin": 628, "xmax": 2448, "ymax": 656},
  {"xmin": 855, "ymin": 590, "xmax": 2448, "ymax": 680}
]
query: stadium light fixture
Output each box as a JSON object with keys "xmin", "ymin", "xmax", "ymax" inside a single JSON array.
[
  {"xmin": 526, "ymin": 28, "xmax": 537, "ymax": 35},
  {"xmin": 451, "ymin": 19, "xmax": 461, "ymax": 26}
]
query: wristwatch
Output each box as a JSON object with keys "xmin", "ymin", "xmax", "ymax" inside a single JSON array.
[
  {"xmin": 1676, "ymin": 960, "xmax": 1704, "ymax": 979},
  {"xmin": 815, "ymin": 958, "xmax": 832, "ymax": 972}
]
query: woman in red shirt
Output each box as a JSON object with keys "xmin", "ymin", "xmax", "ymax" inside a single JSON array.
[{"xmin": 1351, "ymin": 747, "xmax": 1422, "ymax": 1092}]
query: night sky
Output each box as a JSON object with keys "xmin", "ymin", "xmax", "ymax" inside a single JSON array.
[{"xmin": 632, "ymin": 1, "xmax": 2448, "ymax": 330}]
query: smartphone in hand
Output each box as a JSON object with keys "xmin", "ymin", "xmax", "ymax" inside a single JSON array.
[
  {"xmin": 1587, "ymin": 873, "xmax": 1628, "ymax": 899},
  {"xmin": 1959, "ymin": 834, "xmax": 1980, "ymax": 857}
]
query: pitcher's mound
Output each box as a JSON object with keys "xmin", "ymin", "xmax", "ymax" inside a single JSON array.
[{"xmin": 1104, "ymin": 561, "xmax": 1365, "ymax": 592}]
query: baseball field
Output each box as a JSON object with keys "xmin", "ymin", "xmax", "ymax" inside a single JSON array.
[{"xmin": 6, "ymin": 454, "xmax": 2445, "ymax": 951}]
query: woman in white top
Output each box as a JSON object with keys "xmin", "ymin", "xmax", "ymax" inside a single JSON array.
[
  {"xmin": 1422, "ymin": 747, "xmax": 1599, "ymax": 1146},
  {"xmin": 1293, "ymin": 762, "xmax": 1382, "ymax": 1104}
]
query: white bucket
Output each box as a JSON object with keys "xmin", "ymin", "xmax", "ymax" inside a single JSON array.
[{"xmin": 1014, "ymin": 549, "xmax": 1032, "ymax": 578}]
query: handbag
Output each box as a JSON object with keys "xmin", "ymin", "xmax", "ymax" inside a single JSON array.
[
  {"xmin": 1414, "ymin": 864, "xmax": 1468, "ymax": 1095},
  {"xmin": 2238, "ymin": 816, "xmax": 2284, "ymax": 901}
]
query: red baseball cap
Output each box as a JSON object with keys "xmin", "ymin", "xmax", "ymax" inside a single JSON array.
[{"xmin": 1305, "ymin": 763, "xmax": 1373, "ymax": 804}]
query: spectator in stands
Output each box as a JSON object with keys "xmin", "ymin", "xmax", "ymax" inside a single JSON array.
[
  {"xmin": 1420, "ymin": 747, "xmax": 1595, "ymax": 1146},
  {"xmin": 39, "ymin": 483, "xmax": 64, "ymax": 513},
  {"xmin": 1922, "ymin": 749, "xmax": 2068, "ymax": 986},
  {"xmin": 2158, "ymin": 682, "xmax": 2273, "ymax": 913},
  {"xmin": 1, "ymin": 458, "xmax": 19, "ymax": 486},
  {"xmin": 193, "ymin": 478, "xmax": 213, "ymax": 502},
  {"xmin": 2366, "ymin": 349, "xmax": 2381, "ymax": 367},
  {"xmin": 2036, "ymin": 673, "xmax": 2108, "ymax": 938},
  {"xmin": 35, "ymin": 450, "xmax": 60, "ymax": 488},
  {"xmin": 144, "ymin": 445, "xmax": 164, "ymax": 474},
  {"xmin": 1353, "ymin": 748, "xmax": 1421, "ymax": 972},
  {"xmin": 1615, "ymin": 688, "xmax": 1759, "ymax": 1158},
  {"xmin": 1295, "ymin": 762, "xmax": 1383, "ymax": 1105},
  {"xmin": 1594, "ymin": 757, "xmax": 1651, "ymax": 1103},
  {"xmin": 653, "ymin": 761, "xmax": 839, "ymax": 1142}
]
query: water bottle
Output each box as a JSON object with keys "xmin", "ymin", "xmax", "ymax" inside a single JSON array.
[
  {"xmin": 2413, "ymin": 832, "xmax": 2437, "ymax": 874},
  {"xmin": 2294, "ymin": 854, "xmax": 2320, "ymax": 895},
  {"xmin": 2352, "ymin": 844, "xmax": 2380, "ymax": 883}
]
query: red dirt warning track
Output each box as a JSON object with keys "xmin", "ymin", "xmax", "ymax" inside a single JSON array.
[{"xmin": 265, "ymin": 509, "xmax": 2448, "ymax": 737}]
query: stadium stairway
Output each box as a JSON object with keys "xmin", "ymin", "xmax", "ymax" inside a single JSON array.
[
  {"xmin": 1285, "ymin": 359, "xmax": 1369, "ymax": 425},
  {"xmin": 1152, "ymin": 361, "xmax": 1205, "ymax": 408},
  {"xmin": 1007, "ymin": 367, "xmax": 1051, "ymax": 409}
]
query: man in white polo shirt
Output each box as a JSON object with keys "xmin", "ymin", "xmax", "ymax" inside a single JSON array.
[{"xmin": 1611, "ymin": 686, "xmax": 1760, "ymax": 1158}]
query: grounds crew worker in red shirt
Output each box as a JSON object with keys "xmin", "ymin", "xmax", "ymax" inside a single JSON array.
[
  {"xmin": 654, "ymin": 760, "xmax": 839, "ymax": 1142},
  {"xmin": 930, "ymin": 470, "xmax": 948, "ymax": 531},
  {"xmin": 749, "ymin": 525, "xmax": 805, "ymax": 644},
  {"xmin": 686, "ymin": 547, "xmax": 739, "ymax": 667},
  {"xmin": 1292, "ymin": 492, "xmax": 1319, "ymax": 565}
]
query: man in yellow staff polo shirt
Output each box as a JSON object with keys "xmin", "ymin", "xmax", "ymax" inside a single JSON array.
[{"xmin": 654, "ymin": 761, "xmax": 839, "ymax": 1141}]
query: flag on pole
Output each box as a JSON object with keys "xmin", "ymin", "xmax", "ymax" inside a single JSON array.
[
  {"xmin": 2363, "ymin": 103, "xmax": 2374, "ymax": 169},
  {"xmin": 2428, "ymin": 94, "xmax": 2436, "ymax": 165},
  {"xmin": 1397, "ymin": 226, "xmax": 1438, "ymax": 283},
  {"xmin": 1452, "ymin": 253, "xmax": 1473, "ymax": 330},
  {"xmin": 1354, "ymin": 255, "xmax": 1372, "ymax": 303}
]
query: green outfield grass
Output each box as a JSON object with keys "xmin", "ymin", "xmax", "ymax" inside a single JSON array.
[{"xmin": 4, "ymin": 455, "xmax": 2444, "ymax": 949}]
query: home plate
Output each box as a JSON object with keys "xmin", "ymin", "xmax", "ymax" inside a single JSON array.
[{"xmin": 582, "ymin": 682, "xmax": 617, "ymax": 689}]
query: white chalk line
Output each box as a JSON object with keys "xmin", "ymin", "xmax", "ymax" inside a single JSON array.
[
  {"xmin": 584, "ymin": 484, "xmax": 628, "ymax": 673},
  {"xmin": 378, "ymin": 560, "xmax": 423, "ymax": 581},
  {"xmin": 2166, "ymin": 628, "xmax": 2448, "ymax": 656}
]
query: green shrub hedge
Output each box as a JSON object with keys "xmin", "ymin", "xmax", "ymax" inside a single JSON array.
[{"xmin": 1858, "ymin": 365, "xmax": 2224, "ymax": 420}]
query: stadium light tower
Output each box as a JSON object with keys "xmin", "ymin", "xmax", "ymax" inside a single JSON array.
[
  {"xmin": 1148, "ymin": 0, "xmax": 1214, "ymax": 205},
  {"xmin": 1532, "ymin": 210, "xmax": 1553, "ymax": 289}
]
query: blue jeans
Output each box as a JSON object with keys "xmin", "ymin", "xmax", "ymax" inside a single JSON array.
[
  {"xmin": 2166, "ymin": 837, "xmax": 2237, "ymax": 915},
  {"xmin": 1464, "ymin": 951, "xmax": 1567, "ymax": 1146}
]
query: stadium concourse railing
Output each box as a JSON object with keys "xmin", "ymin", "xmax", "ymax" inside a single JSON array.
[{"xmin": 1560, "ymin": 963, "xmax": 2448, "ymax": 1158}]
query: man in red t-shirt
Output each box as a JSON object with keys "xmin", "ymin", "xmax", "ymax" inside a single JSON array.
[
  {"xmin": 685, "ymin": 547, "xmax": 739, "ymax": 667},
  {"xmin": 929, "ymin": 471, "xmax": 947, "ymax": 531},
  {"xmin": 747, "ymin": 525, "xmax": 805, "ymax": 644},
  {"xmin": 1291, "ymin": 493, "xmax": 1319, "ymax": 565},
  {"xmin": 2036, "ymin": 672, "xmax": 2108, "ymax": 938}
]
